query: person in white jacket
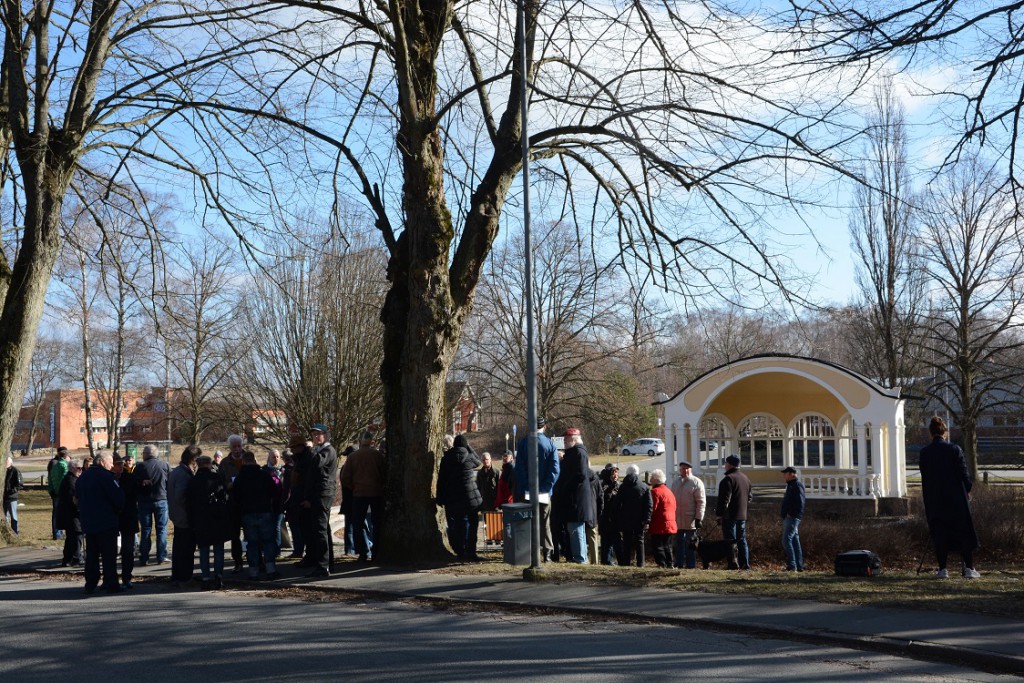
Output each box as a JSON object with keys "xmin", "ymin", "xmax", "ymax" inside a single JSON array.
[{"xmin": 670, "ymin": 461, "xmax": 706, "ymax": 568}]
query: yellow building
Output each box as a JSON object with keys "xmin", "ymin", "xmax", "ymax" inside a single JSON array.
[{"xmin": 659, "ymin": 355, "xmax": 907, "ymax": 500}]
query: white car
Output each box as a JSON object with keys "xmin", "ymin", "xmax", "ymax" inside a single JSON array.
[{"xmin": 622, "ymin": 438, "xmax": 665, "ymax": 456}]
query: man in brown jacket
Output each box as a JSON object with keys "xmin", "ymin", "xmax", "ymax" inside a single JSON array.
[
  {"xmin": 715, "ymin": 454, "xmax": 752, "ymax": 570},
  {"xmin": 340, "ymin": 432, "xmax": 386, "ymax": 562}
]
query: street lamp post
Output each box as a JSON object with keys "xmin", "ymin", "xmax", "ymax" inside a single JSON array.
[{"xmin": 515, "ymin": 0, "xmax": 542, "ymax": 573}]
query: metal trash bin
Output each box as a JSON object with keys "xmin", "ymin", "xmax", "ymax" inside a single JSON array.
[{"xmin": 502, "ymin": 502, "xmax": 533, "ymax": 566}]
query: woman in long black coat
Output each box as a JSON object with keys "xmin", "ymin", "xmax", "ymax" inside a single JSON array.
[
  {"xmin": 919, "ymin": 416, "xmax": 980, "ymax": 578},
  {"xmin": 436, "ymin": 434, "xmax": 482, "ymax": 560},
  {"xmin": 187, "ymin": 456, "xmax": 234, "ymax": 586}
]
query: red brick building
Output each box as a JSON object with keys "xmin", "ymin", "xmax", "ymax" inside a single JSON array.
[
  {"xmin": 14, "ymin": 387, "xmax": 177, "ymax": 451},
  {"xmin": 446, "ymin": 382, "xmax": 482, "ymax": 434}
]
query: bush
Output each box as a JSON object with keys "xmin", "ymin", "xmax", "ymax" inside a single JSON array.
[{"xmin": 738, "ymin": 484, "xmax": 1024, "ymax": 571}]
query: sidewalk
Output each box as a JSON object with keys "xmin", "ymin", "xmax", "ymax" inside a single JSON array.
[{"xmin": 2, "ymin": 544, "xmax": 1022, "ymax": 676}]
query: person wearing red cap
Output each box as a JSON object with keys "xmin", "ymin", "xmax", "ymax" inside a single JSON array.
[{"xmin": 552, "ymin": 428, "xmax": 594, "ymax": 564}]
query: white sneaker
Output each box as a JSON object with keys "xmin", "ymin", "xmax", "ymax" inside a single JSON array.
[
  {"xmin": 935, "ymin": 568, "xmax": 949, "ymax": 578},
  {"xmin": 963, "ymin": 567, "xmax": 981, "ymax": 579}
]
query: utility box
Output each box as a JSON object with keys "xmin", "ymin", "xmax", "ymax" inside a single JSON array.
[{"xmin": 502, "ymin": 503, "xmax": 533, "ymax": 566}]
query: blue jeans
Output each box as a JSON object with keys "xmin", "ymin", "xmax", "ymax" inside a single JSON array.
[
  {"xmin": 566, "ymin": 522, "xmax": 587, "ymax": 563},
  {"xmin": 722, "ymin": 519, "xmax": 750, "ymax": 569},
  {"xmin": 137, "ymin": 499, "xmax": 169, "ymax": 563},
  {"xmin": 3, "ymin": 499, "xmax": 17, "ymax": 534},
  {"xmin": 242, "ymin": 512, "xmax": 278, "ymax": 577},
  {"xmin": 353, "ymin": 496, "xmax": 381, "ymax": 558},
  {"xmin": 782, "ymin": 516, "xmax": 803, "ymax": 570},
  {"xmin": 198, "ymin": 544, "xmax": 225, "ymax": 579},
  {"xmin": 674, "ymin": 529, "xmax": 697, "ymax": 568}
]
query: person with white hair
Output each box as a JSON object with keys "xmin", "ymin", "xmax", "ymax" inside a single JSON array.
[
  {"xmin": 648, "ymin": 469, "xmax": 677, "ymax": 568},
  {"xmin": 76, "ymin": 453, "xmax": 124, "ymax": 593},
  {"xmin": 612, "ymin": 464, "xmax": 652, "ymax": 566},
  {"xmin": 551, "ymin": 428, "xmax": 594, "ymax": 564},
  {"xmin": 133, "ymin": 444, "xmax": 172, "ymax": 566}
]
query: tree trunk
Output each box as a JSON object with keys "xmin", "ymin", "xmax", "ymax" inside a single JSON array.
[{"xmin": 0, "ymin": 169, "xmax": 70, "ymax": 474}]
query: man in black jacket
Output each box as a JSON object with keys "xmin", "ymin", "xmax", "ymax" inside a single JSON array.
[
  {"xmin": 300, "ymin": 423, "xmax": 337, "ymax": 577},
  {"xmin": 219, "ymin": 435, "xmax": 249, "ymax": 572},
  {"xmin": 113, "ymin": 455, "xmax": 140, "ymax": 588},
  {"xmin": 436, "ymin": 434, "xmax": 482, "ymax": 560},
  {"xmin": 780, "ymin": 466, "xmax": 805, "ymax": 572},
  {"xmin": 716, "ymin": 455, "xmax": 753, "ymax": 570},
  {"xmin": 232, "ymin": 451, "xmax": 282, "ymax": 579}
]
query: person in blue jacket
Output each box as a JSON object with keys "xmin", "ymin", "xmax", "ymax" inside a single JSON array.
[
  {"xmin": 780, "ymin": 466, "xmax": 805, "ymax": 572},
  {"xmin": 76, "ymin": 453, "xmax": 125, "ymax": 594},
  {"xmin": 514, "ymin": 417, "xmax": 560, "ymax": 562}
]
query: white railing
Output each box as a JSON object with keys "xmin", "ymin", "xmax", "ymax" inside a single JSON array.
[
  {"xmin": 698, "ymin": 472, "xmax": 881, "ymax": 499},
  {"xmin": 803, "ymin": 473, "xmax": 881, "ymax": 499}
]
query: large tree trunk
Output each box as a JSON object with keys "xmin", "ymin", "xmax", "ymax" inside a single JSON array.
[{"xmin": 0, "ymin": 166, "xmax": 71, "ymax": 477}]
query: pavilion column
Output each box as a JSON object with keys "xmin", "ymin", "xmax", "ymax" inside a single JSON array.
[
  {"xmin": 889, "ymin": 421, "xmax": 905, "ymax": 497},
  {"xmin": 872, "ymin": 423, "xmax": 887, "ymax": 496},
  {"xmin": 856, "ymin": 423, "xmax": 867, "ymax": 477}
]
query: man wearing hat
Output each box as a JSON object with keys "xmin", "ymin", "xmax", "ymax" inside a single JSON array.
[
  {"xmin": 301, "ymin": 423, "xmax": 338, "ymax": 577},
  {"xmin": 780, "ymin": 466, "xmax": 805, "ymax": 572},
  {"xmin": 551, "ymin": 428, "xmax": 594, "ymax": 564},
  {"xmin": 671, "ymin": 461, "xmax": 706, "ymax": 569},
  {"xmin": 514, "ymin": 417, "xmax": 560, "ymax": 561},
  {"xmin": 715, "ymin": 454, "xmax": 752, "ymax": 569}
]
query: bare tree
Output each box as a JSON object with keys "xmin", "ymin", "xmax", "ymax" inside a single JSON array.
[
  {"xmin": 459, "ymin": 221, "xmax": 646, "ymax": 426},
  {"xmin": 22, "ymin": 336, "xmax": 75, "ymax": 453},
  {"xmin": 919, "ymin": 157, "xmax": 1024, "ymax": 481},
  {"xmin": 849, "ymin": 80, "xmax": 926, "ymax": 388},
  {"xmin": 237, "ymin": 227, "xmax": 387, "ymax": 446},
  {"xmin": 787, "ymin": 2, "xmax": 1024, "ymax": 190},
  {"xmin": 160, "ymin": 240, "xmax": 246, "ymax": 445},
  {"xmin": 0, "ymin": 1, "xmax": 304, "ymax": 483}
]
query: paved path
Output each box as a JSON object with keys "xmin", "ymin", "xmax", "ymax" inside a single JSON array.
[{"xmin": 1, "ymin": 545, "xmax": 1021, "ymax": 676}]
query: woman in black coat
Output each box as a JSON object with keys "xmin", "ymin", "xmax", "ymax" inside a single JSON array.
[
  {"xmin": 613, "ymin": 465, "xmax": 652, "ymax": 567},
  {"xmin": 187, "ymin": 456, "xmax": 233, "ymax": 586},
  {"xmin": 919, "ymin": 416, "xmax": 980, "ymax": 579},
  {"xmin": 436, "ymin": 434, "xmax": 482, "ymax": 560}
]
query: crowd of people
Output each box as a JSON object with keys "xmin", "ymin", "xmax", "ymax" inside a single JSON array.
[
  {"xmin": 27, "ymin": 412, "xmax": 982, "ymax": 590},
  {"xmin": 437, "ymin": 417, "xmax": 803, "ymax": 571},
  {"xmin": 41, "ymin": 424, "xmax": 385, "ymax": 594}
]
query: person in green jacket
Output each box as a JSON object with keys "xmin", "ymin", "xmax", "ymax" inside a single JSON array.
[{"xmin": 48, "ymin": 448, "xmax": 70, "ymax": 540}]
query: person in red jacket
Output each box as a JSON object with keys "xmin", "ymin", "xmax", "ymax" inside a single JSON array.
[
  {"xmin": 648, "ymin": 469, "xmax": 677, "ymax": 568},
  {"xmin": 494, "ymin": 450, "xmax": 516, "ymax": 509}
]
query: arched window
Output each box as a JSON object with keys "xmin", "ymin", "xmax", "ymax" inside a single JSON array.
[
  {"xmin": 736, "ymin": 414, "xmax": 784, "ymax": 468},
  {"xmin": 791, "ymin": 414, "xmax": 837, "ymax": 468},
  {"xmin": 698, "ymin": 416, "xmax": 731, "ymax": 469}
]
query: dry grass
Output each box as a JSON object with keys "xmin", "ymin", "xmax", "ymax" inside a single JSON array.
[{"xmin": 433, "ymin": 557, "xmax": 1024, "ymax": 619}]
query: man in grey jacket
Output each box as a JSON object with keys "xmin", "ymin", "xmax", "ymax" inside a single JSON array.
[
  {"xmin": 167, "ymin": 447, "xmax": 199, "ymax": 584},
  {"xmin": 134, "ymin": 445, "xmax": 172, "ymax": 565}
]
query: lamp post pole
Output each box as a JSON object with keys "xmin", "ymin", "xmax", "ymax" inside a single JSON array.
[{"xmin": 515, "ymin": 0, "xmax": 541, "ymax": 573}]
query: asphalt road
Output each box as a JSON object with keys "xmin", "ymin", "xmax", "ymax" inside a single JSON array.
[{"xmin": 0, "ymin": 576, "xmax": 1015, "ymax": 683}]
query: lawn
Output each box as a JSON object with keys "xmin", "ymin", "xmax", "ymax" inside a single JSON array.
[{"xmin": 434, "ymin": 556, "xmax": 1024, "ymax": 619}]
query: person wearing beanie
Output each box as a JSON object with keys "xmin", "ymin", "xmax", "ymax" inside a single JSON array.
[{"xmin": 715, "ymin": 454, "xmax": 752, "ymax": 570}]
